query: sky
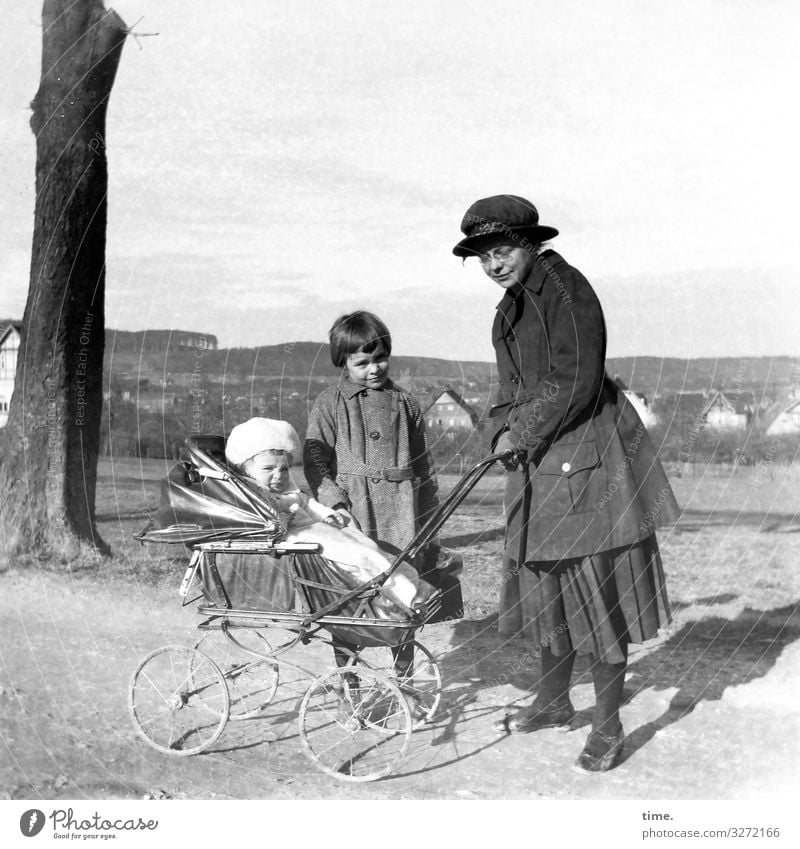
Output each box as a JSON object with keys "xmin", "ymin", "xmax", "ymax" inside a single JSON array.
[{"xmin": 1, "ymin": 0, "xmax": 798, "ymax": 362}]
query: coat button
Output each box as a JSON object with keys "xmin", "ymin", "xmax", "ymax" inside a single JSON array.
[
  {"xmin": 369, "ymin": 431, "xmax": 381, "ymax": 440},
  {"xmin": 510, "ymin": 375, "xmax": 519, "ymax": 384},
  {"xmin": 561, "ymin": 462, "xmax": 571, "ymax": 472}
]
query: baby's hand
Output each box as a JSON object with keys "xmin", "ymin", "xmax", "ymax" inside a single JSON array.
[
  {"xmin": 323, "ymin": 513, "xmax": 344, "ymax": 528},
  {"xmin": 334, "ymin": 508, "xmax": 357, "ymax": 529}
]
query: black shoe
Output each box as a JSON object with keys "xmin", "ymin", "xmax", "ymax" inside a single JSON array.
[
  {"xmin": 494, "ymin": 700, "xmax": 575, "ymax": 735},
  {"xmin": 573, "ymin": 726, "xmax": 624, "ymax": 773}
]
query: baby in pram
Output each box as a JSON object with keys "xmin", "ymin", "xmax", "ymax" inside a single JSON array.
[{"xmin": 224, "ymin": 417, "xmax": 423, "ymax": 612}]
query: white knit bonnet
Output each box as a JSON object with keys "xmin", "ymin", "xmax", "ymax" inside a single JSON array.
[{"xmin": 225, "ymin": 418, "xmax": 302, "ymax": 467}]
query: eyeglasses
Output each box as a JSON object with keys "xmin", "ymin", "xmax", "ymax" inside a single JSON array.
[{"xmin": 477, "ymin": 246, "xmax": 518, "ymax": 266}]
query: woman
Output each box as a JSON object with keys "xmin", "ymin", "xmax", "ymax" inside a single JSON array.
[{"xmin": 453, "ymin": 195, "xmax": 680, "ymax": 773}]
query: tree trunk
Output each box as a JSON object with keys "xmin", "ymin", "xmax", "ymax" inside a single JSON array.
[{"xmin": 0, "ymin": 0, "xmax": 127, "ymax": 561}]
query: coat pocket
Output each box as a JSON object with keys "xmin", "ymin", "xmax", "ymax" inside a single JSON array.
[{"xmin": 534, "ymin": 441, "xmax": 601, "ymax": 514}]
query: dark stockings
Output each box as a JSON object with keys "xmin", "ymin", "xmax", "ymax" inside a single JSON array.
[
  {"xmin": 534, "ymin": 646, "xmax": 576, "ymax": 710},
  {"xmin": 332, "ymin": 638, "xmax": 414, "ymax": 677},
  {"xmin": 391, "ymin": 640, "xmax": 414, "ymax": 677},
  {"xmin": 332, "ymin": 639, "xmax": 357, "ymax": 668},
  {"xmin": 589, "ymin": 644, "xmax": 628, "ymax": 736},
  {"xmin": 534, "ymin": 643, "xmax": 628, "ymax": 735}
]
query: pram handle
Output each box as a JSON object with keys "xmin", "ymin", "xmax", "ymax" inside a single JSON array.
[
  {"xmin": 383, "ymin": 450, "xmax": 513, "ymax": 574},
  {"xmin": 292, "ymin": 451, "xmax": 512, "ymax": 623}
]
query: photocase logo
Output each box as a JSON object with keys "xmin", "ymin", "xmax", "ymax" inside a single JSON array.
[{"xmin": 19, "ymin": 809, "xmax": 46, "ymax": 837}]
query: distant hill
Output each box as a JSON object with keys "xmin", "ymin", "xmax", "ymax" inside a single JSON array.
[
  {"xmin": 604, "ymin": 355, "xmax": 800, "ymax": 397},
  {"xmin": 102, "ymin": 339, "xmax": 496, "ymax": 384},
  {"xmin": 103, "ymin": 334, "xmax": 800, "ymax": 398},
  {"xmin": 0, "ymin": 322, "xmax": 791, "ymax": 399},
  {"xmin": 105, "ymin": 328, "xmax": 218, "ymax": 352}
]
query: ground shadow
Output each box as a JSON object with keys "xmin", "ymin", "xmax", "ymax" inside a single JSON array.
[
  {"xmin": 618, "ymin": 603, "xmax": 800, "ymax": 763},
  {"xmin": 429, "ymin": 602, "xmax": 800, "ymax": 766},
  {"xmin": 432, "ymin": 613, "xmax": 545, "ymax": 730}
]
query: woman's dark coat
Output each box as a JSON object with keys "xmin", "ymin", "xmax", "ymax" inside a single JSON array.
[{"xmin": 491, "ymin": 250, "xmax": 680, "ymax": 562}]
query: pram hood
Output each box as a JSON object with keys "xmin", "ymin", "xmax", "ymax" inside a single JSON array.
[{"xmin": 136, "ymin": 435, "xmax": 286, "ymax": 545}]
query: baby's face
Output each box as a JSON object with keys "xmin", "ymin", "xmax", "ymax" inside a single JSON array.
[{"xmin": 243, "ymin": 450, "xmax": 291, "ymax": 492}]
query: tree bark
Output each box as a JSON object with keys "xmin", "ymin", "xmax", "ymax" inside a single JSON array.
[{"xmin": 0, "ymin": 0, "xmax": 127, "ymax": 561}]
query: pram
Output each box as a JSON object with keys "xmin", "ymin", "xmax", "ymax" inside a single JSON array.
[{"xmin": 129, "ymin": 434, "xmax": 505, "ymax": 781}]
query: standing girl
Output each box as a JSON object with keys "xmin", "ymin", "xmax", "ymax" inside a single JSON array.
[
  {"xmin": 303, "ymin": 311, "xmax": 440, "ymax": 671},
  {"xmin": 304, "ymin": 310, "xmax": 438, "ymax": 564}
]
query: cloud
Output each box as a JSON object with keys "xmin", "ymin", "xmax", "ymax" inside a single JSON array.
[{"xmin": 2, "ymin": 0, "xmax": 798, "ymax": 362}]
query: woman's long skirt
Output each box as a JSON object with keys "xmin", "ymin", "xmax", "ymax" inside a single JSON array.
[{"xmin": 498, "ymin": 534, "xmax": 671, "ymax": 665}]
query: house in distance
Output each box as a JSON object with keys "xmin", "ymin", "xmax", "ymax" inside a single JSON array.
[
  {"xmin": 766, "ymin": 399, "xmax": 800, "ymax": 436},
  {"xmin": 702, "ymin": 390, "xmax": 755, "ymax": 430},
  {"xmin": 0, "ymin": 321, "xmax": 22, "ymax": 427},
  {"xmin": 612, "ymin": 374, "xmax": 657, "ymax": 427},
  {"xmin": 424, "ymin": 388, "xmax": 480, "ymax": 432}
]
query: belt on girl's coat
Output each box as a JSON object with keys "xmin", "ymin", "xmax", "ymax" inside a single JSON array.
[
  {"xmin": 335, "ymin": 442, "xmax": 416, "ymax": 482},
  {"xmin": 337, "ymin": 461, "xmax": 415, "ymax": 482}
]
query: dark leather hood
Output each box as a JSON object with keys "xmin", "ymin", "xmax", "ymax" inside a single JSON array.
[{"xmin": 136, "ymin": 435, "xmax": 285, "ymax": 546}]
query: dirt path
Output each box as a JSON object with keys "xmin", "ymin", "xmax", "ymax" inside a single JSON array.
[{"xmin": 2, "ymin": 551, "xmax": 799, "ymax": 801}]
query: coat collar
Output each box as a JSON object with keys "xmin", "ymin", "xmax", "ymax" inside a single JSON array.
[
  {"xmin": 495, "ymin": 249, "xmax": 565, "ymax": 312},
  {"xmin": 339, "ymin": 375, "xmax": 397, "ymax": 399}
]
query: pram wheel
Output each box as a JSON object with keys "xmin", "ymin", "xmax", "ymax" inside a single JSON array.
[
  {"xmin": 193, "ymin": 631, "xmax": 279, "ymax": 720},
  {"xmin": 128, "ymin": 645, "xmax": 230, "ymax": 756},
  {"xmin": 345, "ymin": 641, "xmax": 442, "ymax": 724},
  {"xmin": 298, "ymin": 666, "xmax": 412, "ymax": 782}
]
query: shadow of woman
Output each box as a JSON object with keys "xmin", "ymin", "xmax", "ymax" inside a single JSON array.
[
  {"xmin": 425, "ymin": 602, "xmax": 800, "ymax": 771},
  {"xmin": 429, "ymin": 612, "xmax": 554, "ymax": 740},
  {"xmin": 618, "ymin": 603, "xmax": 800, "ymax": 764}
]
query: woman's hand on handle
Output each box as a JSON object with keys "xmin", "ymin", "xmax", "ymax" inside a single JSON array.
[{"xmin": 493, "ymin": 431, "xmax": 523, "ymax": 471}]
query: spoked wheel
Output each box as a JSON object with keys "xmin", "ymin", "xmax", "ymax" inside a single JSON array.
[
  {"xmin": 346, "ymin": 640, "xmax": 442, "ymax": 724},
  {"xmin": 298, "ymin": 666, "xmax": 412, "ymax": 782},
  {"xmin": 129, "ymin": 645, "xmax": 230, "ymax": 756},
  {"xmin": 193, "ymin": 630, "xmax": 279, "ymax": 720}
]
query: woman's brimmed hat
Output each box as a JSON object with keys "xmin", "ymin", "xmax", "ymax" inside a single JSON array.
[{"xmin": 452, "ymin": 194, "xmax": 559, "ymax": 258}]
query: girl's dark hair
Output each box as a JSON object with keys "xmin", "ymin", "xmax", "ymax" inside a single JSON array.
[{"xmin": 328, "ymin": 311, "xmax": 392, "ymax": 367}]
